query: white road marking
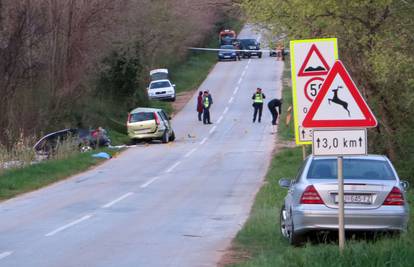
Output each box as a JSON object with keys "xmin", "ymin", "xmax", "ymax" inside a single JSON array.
[
  {"xmin": 245, "ymin": 64, "xmax": 249, "ymax": 70},
  {"xmin": 223, "ymin": 107, "xmax": 229, "ymax": 114},
  {"xmin": 209, "ymin": 126, "xmax": 217, "ymax": 134},
  {"xmin": 248, "ymin": 59, "xmax": 252, "ymax": 64},
  {"xmin": 45, "ymin": 215, "xmax": 92, "ymax": 237},
  {"xmin": 241, "ymin": 70, "xmax": 246, "ymax": 77},
  {"xmin": 0, "ymin": 251, "xmax": 13, "ymax": 260},
  {"xmin": 233, "ymin": 86, "xmax": 239, "ymax": 94},
  {"xmin": 141, "ymin": 176, "xmax": 160, "ymax": 188},
  {"xmin": 228, "ymin": 97, "xmax": 234, "ymax": 104},
  {"xmin": 217, "ymin": 115, "xmax": 224, "ymax": 124},
  {"xmin": 184, "ymin": 147, "xmax": 198, "ymax": 158},
  {"xmin": 237, "ymin": 78, "xmax": 242, "ymax": 84},
  {"xmin": 166, "ymin": 161, "xmax": 181, "ymax": 173},
  {"xmin": 200, "ymin": 137, "xmax": 208, "ymax": 145},
  {"xmin": 101, "ymin": 192, "xmax": 134, "ymax": 208}
]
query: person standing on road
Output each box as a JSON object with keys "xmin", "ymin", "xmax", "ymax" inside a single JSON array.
[
  {"xmin": 268, "ymin": 98, "xmax": 283, "ymax": 133},
  {"xmin": 197, "ymin": 91, "xmax": 203, "ymax": 121},
  {"xmin": 252, "ymin": 87, "xmax": 265, "ymax": 123},
  {"xmin": 203, "ymin": 90, "xmax": 213, "ymax": 124}
]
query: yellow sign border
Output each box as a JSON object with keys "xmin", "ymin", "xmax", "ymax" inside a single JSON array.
[{"xmin": 290, "ymin": 38, "xmax": 338, "ymax": 145}]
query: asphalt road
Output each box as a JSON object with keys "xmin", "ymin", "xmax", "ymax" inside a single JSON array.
[{"xmin": 0, "ymin": 25, "xmax": 284, "ymax": 267}]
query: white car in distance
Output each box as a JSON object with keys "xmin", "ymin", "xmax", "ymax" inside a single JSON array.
[{"xmin": 147, "ymin": 69, "xmax": 176, "ymax": 101}]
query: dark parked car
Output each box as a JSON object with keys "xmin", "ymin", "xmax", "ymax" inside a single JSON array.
[
  {"xmin": 239, "ymin": 38, "xmax": 262, "ymax": 58},
  {"xmin": 33, "ymin": 128, "xmax": 111, "ymax": 157},
  {"xmin": 217, "ymin": 45, "xmax": 238, "ymax": 61}
]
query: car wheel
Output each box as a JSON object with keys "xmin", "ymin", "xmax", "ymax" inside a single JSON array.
[
  {"xmin": 280, "ymin": 205, "xmax": 290, "ymax": 239},
  {"xmin": 288, "ymin": 214, "xmax": 306, "ymax": 246},
  {"xmin": 258, "ymin": 54, "xmax": 262, "ymax": 58},
  {"xmin": 169, "ymin": 130, "xmax": 175, "ymax": 142},
  {"xmin": 162, "ymin": 130, "xmax": 169, "ymax": 143},
  {"xmin": 171, "ymin": 97, "xmax": 176, "ymax": 102}
]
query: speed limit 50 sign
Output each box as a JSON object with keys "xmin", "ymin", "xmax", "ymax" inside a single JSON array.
[{"xmin": 290, "ymin": 38, "xmax": 338, "ymax": 144}]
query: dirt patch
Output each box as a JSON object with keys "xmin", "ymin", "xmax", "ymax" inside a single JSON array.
[
  {"xmin": 171, "ymin": 90, "xmax": 196, "ymax": 116},
  {"xmin": 275, "ymin": 138, "xmax": 296, "ymax": 150},
  {"xmin": 217, "ymin": 244, "xmax": 252, "ymax": 267}
]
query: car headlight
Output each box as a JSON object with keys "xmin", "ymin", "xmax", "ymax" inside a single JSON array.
[
  {"xmin": 232, "ymin": 52, "xmax": 236, "ymax": 56},
  {"xmin": 218, "ymin": 53, "xmax": 223, "ymax": 56}
]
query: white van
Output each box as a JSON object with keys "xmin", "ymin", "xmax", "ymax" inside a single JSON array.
[{"xmin": 147, "ymin": 69, "xmax": 176, "ymax": 101}]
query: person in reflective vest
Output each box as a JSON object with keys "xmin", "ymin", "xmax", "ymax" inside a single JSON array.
[
  {"xmin": 252, "ymin": 87, "xmax": 266, "ymax": 123},
  {"xmin": 202, "ymin": 90, "xmax": 213, "ymax": 124}
]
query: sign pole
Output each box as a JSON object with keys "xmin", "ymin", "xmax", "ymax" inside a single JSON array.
[
  {"xmin": 338, "ymin": 156, "xmax": 345, "ymax": 252},
  {"xmin": 302, "ymin": 145, "xmax": 306, "ymax": 160}
]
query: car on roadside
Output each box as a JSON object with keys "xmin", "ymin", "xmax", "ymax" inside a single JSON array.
[
  {"xmin": 147, "ymin": 69, "xmax": 176, "ymax": 102},
  {"xmin": 279, "ymin": 155, "xmax": 409, "ymax": 245},
  {"xmin": 127, "ymin": 107, "xmax": 175, "ymax": 144},
  {"xmin": 33, "ymin": 128, "xmax": 111, "ymax": 158},
  {"xmin": 217, "ymin": 45, "xmax": 238, "ymax": 61},
  {"xmin": 239, "ymin": 38, "xmax": 262, "ymax": 58}
]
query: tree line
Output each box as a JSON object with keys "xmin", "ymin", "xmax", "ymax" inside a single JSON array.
[
  {"xmin": 241, "ymin": 0, "xmax": 414, "ymax": 178},
  {"xmin": 0, "ymin": 0, "xmax": 235, "ymax": 147}
]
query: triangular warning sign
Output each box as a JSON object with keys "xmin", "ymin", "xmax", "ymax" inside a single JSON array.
[
  {"xmin": 303, "ymin": 60, "xmax": 377, "ymax": 128},
  {"xmin": 298, "ymin": 44, "xmax": 331, "ymax": 77}
]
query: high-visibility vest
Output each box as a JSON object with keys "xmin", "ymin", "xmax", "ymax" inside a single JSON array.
[
  {"xmin": 254, "ymin": 93, "xmax": 264, "ymax": 103},
  {"xmin": 204, "ymin": 97, "xmax": 209, "ymax": 108}
]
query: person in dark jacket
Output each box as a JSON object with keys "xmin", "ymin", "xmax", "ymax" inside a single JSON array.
[
  {"xmin": 268, "ymin": 98, "xmax": 283, "ymax": 133},
  {"xmin": 252, "ymin": 87, "xmax": 266, "ymax": 123},
  {"xmin": 197, "ymin": 91, "xmax": 203, "ymax": 121},
  {"xmin": 202, "ymin": 91, "xmax": 213, "ymax": 124}
]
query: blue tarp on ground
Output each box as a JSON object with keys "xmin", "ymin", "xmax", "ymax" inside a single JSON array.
[{"xmin": 91, "ymin": 152, "xmax": 111, "ymax": 159}]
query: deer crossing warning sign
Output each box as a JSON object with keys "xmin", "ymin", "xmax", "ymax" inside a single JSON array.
[
  {"xmin": 303, "ymin": 60, "xmax": 377, "ymax": 128},
  {"xmin": 290, "ymin": 38, "xmax": 338, "ymax": 144}
]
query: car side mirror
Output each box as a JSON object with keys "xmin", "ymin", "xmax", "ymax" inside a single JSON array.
[
  {"xmin": 168, "ymin": 116, "xmax": 172, "ymax": 120},
  {"xmin": 400, "ymin": 180, "xmax": 409, "ymax": 191},
  {"xmin": 279, "ymin": 178, "xmax": 292, "ymax": 188}
]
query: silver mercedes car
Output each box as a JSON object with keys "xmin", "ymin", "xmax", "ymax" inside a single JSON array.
[{"xmin": 279, "ymin": 155, "xmax": 409, "ymax": 245}]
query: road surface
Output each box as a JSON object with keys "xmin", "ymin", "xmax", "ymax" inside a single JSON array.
[{"xmin": 0, "ymin": 26, "xmax": 284, "ymax": 267}]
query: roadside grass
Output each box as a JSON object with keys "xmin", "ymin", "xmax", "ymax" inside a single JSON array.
[
  {"xmin": 0, "ymin": 149, "xmax": 116, "ymax": 201},
  {"xmin": 170, "ymin": 50, "xmax": 217, "ymax": 94},
  {"xmin": 229, "ymin": 147, "xmax": 414, "ymax": 267},
  {"xmin": 277, "ymin": 58, "xmax": 295, "ymax": 141}
]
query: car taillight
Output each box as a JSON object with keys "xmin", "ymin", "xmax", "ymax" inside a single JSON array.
[
  {"xmin": 300, "ymin": 185, "xmax": 324, "ymax": 204},
  {"xmin": 383, "ymin": 187, "xmax": 404, "ymax": 205},
  {"xmin": 127, "ymin": 113, "xmax": 131, "ymax": 123},
  {"xmin": 154, "ymin": 112, "xmax": 160, "ymax": 125}
]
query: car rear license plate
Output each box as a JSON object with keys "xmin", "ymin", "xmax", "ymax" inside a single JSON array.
[
  {"xmin": 224, "ymin": 56, "xmax": 230, "ymax": 58},
  {"xmin": 334, "ymin": 194, "xmax": 372, "ymax": 204}
]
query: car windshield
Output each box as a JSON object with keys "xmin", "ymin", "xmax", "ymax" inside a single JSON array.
[
  {"xmin": 307, "ymin": 158, "xmax": 396, "ymax": 180},
  {"xmin": 150, "ymin": 81, "xmax": 170, "ymax": 89},
  {"xmin": 130, "ymin": 112, "xmax": 155, "ymax": 123},
  {"xmin": 220, "ymin": 45, "xmax": 234, "ymax": 50},
  {"xmin": 241, "ymin": 39, "xmax": 257, "ymax": 46}
]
